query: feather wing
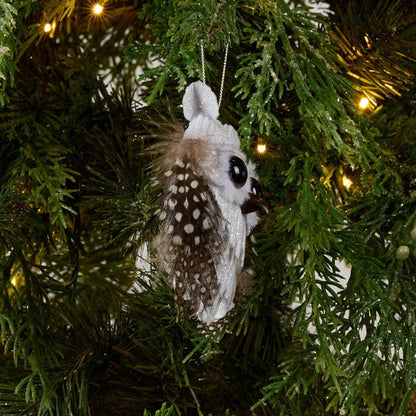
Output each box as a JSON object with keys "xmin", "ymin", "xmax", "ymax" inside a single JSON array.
[{"xmin": 153, "ymin": 139, "xmax": 227, "ymax": 317}]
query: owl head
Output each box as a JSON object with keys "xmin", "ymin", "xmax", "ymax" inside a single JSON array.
[{"xmin": 182, "ymin": 81, "xmax": 266, "ymax": 219}]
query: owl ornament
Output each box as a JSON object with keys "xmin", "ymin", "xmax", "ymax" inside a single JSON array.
[{"xmin": 153, "ymin": 81, "xmax": 267, "ymax": 325}]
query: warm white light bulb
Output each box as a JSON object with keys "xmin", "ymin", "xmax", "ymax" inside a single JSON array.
[
  {"xmin": 44, "ymin": 21, "xmax": 56, "ymax": 36},
  {"xmin": 93, "ymin": 3, "xmax": 104, "ymax": 15},
  {"xmin": 359, "ymin": 97, "xmax": 369, "ymax": 109},
  {"xmin": 257, "ymin": 143, "xmax": 266, "ymax": 154},
  {"xmin": 343, "ymin": 176, "xmax": 353, "ymax": 190}
]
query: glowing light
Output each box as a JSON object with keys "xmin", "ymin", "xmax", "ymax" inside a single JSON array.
[
  {"xmin": 359, "ymin": 97, "xmax": 369, "ymax": 109},
  {"xmin": 342, "ymin": 176, "xmax": 353, "ymax": 190},
  {"xmin": 92, "ymin": 3, "xmax": 104, "ymax": 15},
  {"xmin": 43, "ymin": 21, "xmax": 56, "ymax": 36},
  {"xmin": 257, "ymin": 144, "xmax": 267, "ymax": 154}
]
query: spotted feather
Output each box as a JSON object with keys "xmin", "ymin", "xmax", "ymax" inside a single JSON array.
[{"xmin": 154, "ymin": 142, "xmax": 227, "ymax": 318}]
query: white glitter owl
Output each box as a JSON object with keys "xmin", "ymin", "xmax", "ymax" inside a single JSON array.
[{"xmin": 153, "ymin": 81, "xmax": 266, "ymax": 325}]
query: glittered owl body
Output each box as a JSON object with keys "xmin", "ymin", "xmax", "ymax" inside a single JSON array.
[{"xmin": 153, "ymin": 81, "xmax": 263, "ymax": 325}]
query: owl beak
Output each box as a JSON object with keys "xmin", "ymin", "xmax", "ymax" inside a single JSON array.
[{"xmin": 241, "ymin": 193, "xmax": 268, "ymax": 215}]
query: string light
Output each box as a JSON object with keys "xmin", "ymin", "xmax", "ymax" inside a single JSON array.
[
  {"xmin": 257, "ymin": 143, "xmax": 267, "ymax": 154},
  {"xmin": 342, "ymin": 175, "xmax": 353, "ymax": 190},
  {"xmin": 92, "ymin": 3, "xmax": 104, "ymax": 15},
  {"xmin": 43, "ymin": 21, "xmax": 56, "ymax": 37},
  {"xmin": 359, "ymin": 97, "xmax": 369, "ymax": 109}
]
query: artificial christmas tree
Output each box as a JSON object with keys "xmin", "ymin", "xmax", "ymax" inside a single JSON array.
[{"xmin": 0, "ymin": 0, "xmax": 416, "ymax": 415}]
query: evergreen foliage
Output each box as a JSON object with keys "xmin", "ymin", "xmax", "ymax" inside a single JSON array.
[
  {"xmin": 0, "ymin": 0, "xmax": 416, "ymax": 415},
  {"xmin": 0, "ymin": 1, "xmax": 17, "ymax": 105}
]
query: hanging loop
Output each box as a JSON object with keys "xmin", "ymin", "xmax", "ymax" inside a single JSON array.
[
  {"xmin": 200, "ymin": 41, "xmax": 229, "ymax": 109},
  {"xmin": 200, "ymin": 40, "xmax": 206, "ymax": 85},
  {"xmin": 218, "ymin": 42, "xmax": 229, "ymax": 108}
]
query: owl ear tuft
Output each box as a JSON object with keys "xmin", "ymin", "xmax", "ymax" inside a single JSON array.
[{"xmin": 182, "ymin": 81, "xmax": 219, "ymax": 121}]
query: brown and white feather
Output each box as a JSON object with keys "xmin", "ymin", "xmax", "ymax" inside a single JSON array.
[{"xmin": 153, "ymin": 138, "xmax": 227, "ymax": 317}]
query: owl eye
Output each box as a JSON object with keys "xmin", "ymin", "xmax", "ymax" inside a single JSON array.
[
  {"xmin": 250, "ymin": 178, "xmax": 263, "ymax": 197},
  {"xmin": 229, "ymin": 156, "xmax": 248, "ymax": 188}
]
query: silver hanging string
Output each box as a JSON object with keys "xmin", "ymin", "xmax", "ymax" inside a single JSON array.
[
  {"xmin": 218, "ymin": 42, "xmax": 229, "ymax": 108},
  {"xmin": 200, "ymin": 41, "xmax": 229, "ymax": 109},
  {"xmin": 200, "ymin": 40, "xmax": 206, "ymax": 85}
]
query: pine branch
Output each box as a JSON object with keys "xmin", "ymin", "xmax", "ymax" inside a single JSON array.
[
  {"xmin": 328, "ymin": 0, "xmax": 416, "ymax": 102},
  {"xmin": 0, "ymin": 1, "xmax": 17, "ymax": 105}
]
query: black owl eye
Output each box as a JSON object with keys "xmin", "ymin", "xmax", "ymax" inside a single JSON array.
[
  {"xmin": 229, "ymin": 156, "xmax": 248, "ymax": 188},
  {"xmin": 250, "ymin": 178, "xmax": 263, "ymax": 197}
]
